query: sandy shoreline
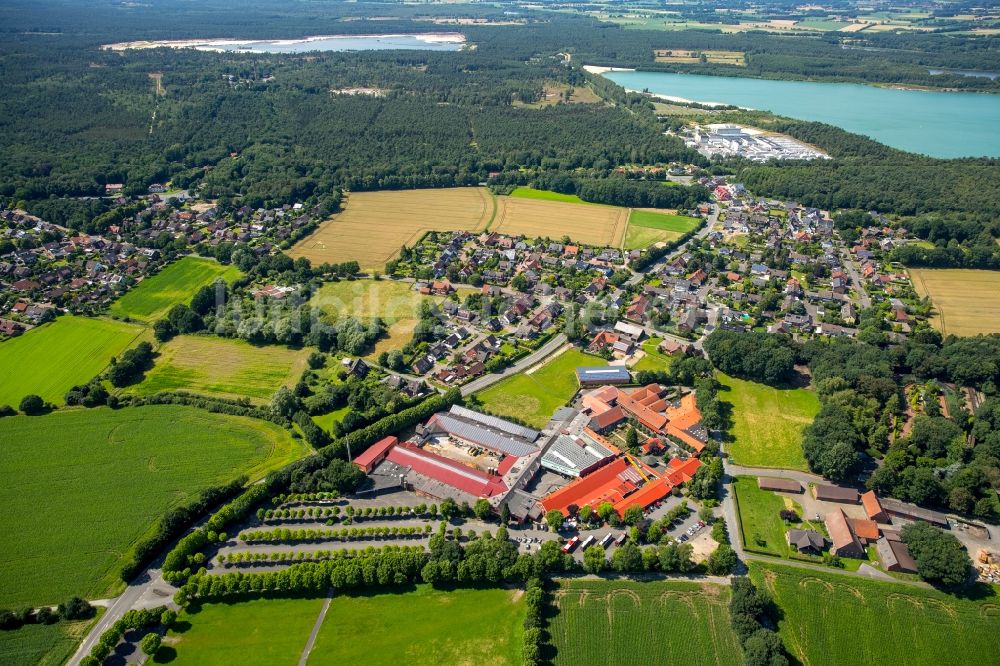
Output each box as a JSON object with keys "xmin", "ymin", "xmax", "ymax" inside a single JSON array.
[
  {"xmin": 582, "ymin": 65, "xmax": 636, "ymax": 74},
  {"xmin": 102, "ymin": 32, "xmax": 466, "ymax": 51}
]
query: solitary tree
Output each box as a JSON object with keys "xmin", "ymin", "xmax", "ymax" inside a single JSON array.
[
  {"xmin": 473, "ymin": 498, "xmax": 492, "ymax": 521},
  {"xmin": 545, "ymin": 509, "xmax": 565, "ymax": 532},
  {"xmin": 583, "ymin": 545, "xmax": 606, "ymax": 574},
  {"xmin": 139, "ymin": 632, "xmax": 161, "ymax": 657}
]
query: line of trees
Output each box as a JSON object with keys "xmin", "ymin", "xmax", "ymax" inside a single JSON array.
[{"xmin": 242, "ymin": 525, "xmax": 430, "ymax": 543}]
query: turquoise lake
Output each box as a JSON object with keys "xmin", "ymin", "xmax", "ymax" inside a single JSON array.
[{"xmin": 603, "ymin": 70, "xmax": 1000, "ymax": 158}]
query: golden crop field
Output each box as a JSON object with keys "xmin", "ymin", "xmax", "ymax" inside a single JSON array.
[
  {"xmin": 910, "ymin": 268, "xmax": 1000, "ymax": 336},
  {"xmin": 289, "ymin": 188, "xmax": 494, "ymax": 270},
  {"xmin": 492, "ymin": 196, "xmax": 629, "ymax": 247}
]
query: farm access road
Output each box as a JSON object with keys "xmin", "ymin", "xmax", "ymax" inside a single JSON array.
[{"xmin": 460, "ymin": 333, "xmax": 568, "ymax": 396}]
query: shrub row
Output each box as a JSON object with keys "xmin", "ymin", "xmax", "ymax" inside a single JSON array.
[
  {"xmin": 258, "ymin": 503, "xmax": 438, "ymax": 523},
  {"xmin": 79, "ymin": 607, "xmax": 168, "ymax": 666},
  {"xmin": 271, "ymin": 491, "xmax": 341, "ymax": 506},
  {"xmin": 219, "ymin": 549, "xmax": 366, "ymax": 566},
  {"xmin": 177, "ymin": 546, "xmax": 428, "ymax": 603},
  {"xmin": 242, "ymin": 525, "xmax": 430, "ymax": 543},
  {"xmin": 522, "ymin": 578, "xmax": 546, "ymax": 666},
  {"xmin": 162, "ymin": 484, "xmax": 273, "ymax": 578},
  {"xmin": 122, "ymin": 391, "xmax": 291, "ymax": 428}
]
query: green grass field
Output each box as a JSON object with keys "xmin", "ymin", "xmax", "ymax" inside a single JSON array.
[
  {"xmin": 166, "ymin": 596, "xmax": 325, "ymax": 665},
  {"xmin": 509, "ymin": 186, "xmax": 593, "ymax": 205},
  {"xmin": 718, "ymin": 372, "xmax": 818, "ymax": 470},
  {"xmin": 166, "ymin": 586, "xmax": 525, "ymax": 665},
  {"xmin": 751, "ymin": 561, "xmax": 1000, "ymax": 666},
  {"xmin": 549, "ymin": 579, "xmax": 742, "ymax": 666},
  {"xmin": 732, "ymin": 476, "xmax": 803, "ymax": 558},
  {"xmin": 630, "ymin": 337, "xmax": 675, "ymax": 374},
  {"xmin": 0, "ymin": 316, "xmax": 145, "ymax": 407},
  {"xmin": 310, "ymin": 586, "xmax": 525, "ymax": 665},
  {"xmin": 0, "ymin": 406, "xmax": 309, "ymax": 607},
  {"xmin": 130, "ymin": 335, "xmax": 310, "ymax": 403},
  {"xmin": 109, "ymin": 256, "xmax": 242, "ymax": 323},
  {"xmin": 624, "ymin": 210, "xmax": 700, "ymax": 250},
  {"xmin": 475, "ymin": 348, "xmax": 606, "ymax": 428},
  {"xmin": 0, "ymin": 613, "xmax": 101, "ymax": 666}
]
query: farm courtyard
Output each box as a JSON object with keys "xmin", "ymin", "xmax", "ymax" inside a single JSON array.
[
  {"xmin": 129, "ymin": 334, "xmax": 311, "ymax": 403},
  {"xmin": 909, "ymin": 268, "xmax": 1000, "ymax": 336},
  {"xmin": 0, "ymin": 406, "xmax": 308, "ymax": 607},
  {"xmin": 289, "ymin": 188, "xmax": 494, "ymax": 270}
]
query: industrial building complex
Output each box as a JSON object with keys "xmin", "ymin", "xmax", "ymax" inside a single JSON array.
[
  {"xmin": 356, "ymin": 384, "xmax": 708, "ymax": 523},
  {"xmin": 684, "ymin": 123, "xmax": 830, "ymax": 162}
]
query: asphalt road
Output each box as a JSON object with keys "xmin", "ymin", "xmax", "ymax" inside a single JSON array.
[{"xmin": 460, "ymin": 333, "xmax": 568, "ymax": 396}]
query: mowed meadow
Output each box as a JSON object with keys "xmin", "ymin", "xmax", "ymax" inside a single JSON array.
[
  {"xmin": 717, "ymin": 372, "xmax": 819, "ymax": 470},
  {"xmin": 624, "ymin": 209, "xmax": 701, "ymax": 250},
  {"xmin": 910, "ymin": 268, "xmax": 1000, "ymax": 336},
  {"xmin": 0, "ymin": 406, "xmax": 309, "ymax": 607},
  {"xmin": 164, "ymin": 586, "xmax": 525, "ymax": 665},
  {"xmin": 548, "ymin": 579, "xmax": 742, "ymax": 666},
  {"xmin": 753, "ymin": 562, "xmax": 1000, "ymax": 666},
  {"xmin": 109, "ymin": 256, "xmax": 242, "ymax": 323},
  {"xmin": 129, "ymin": 334, "xmax": 311, "ymax": 403},
  {"xmin": 0, "ymin": 316, "xmax": 145, "ymax": 407},
  {"xmin": 475, "ymin": 347, "xmax": 606, "ymax": 428},
  {"xmin": 290, "ymin": 188, "xmax": 495, "ymax": 270}
]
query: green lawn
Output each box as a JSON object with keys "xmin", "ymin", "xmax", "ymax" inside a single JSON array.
[
  {"xmin": 718, "ymin": 372, "xmax": 818, "ymax": 470},
  {"xmin": 166, "ymin": 596, "xmax": 324, "ymax": 665},
  {"xmin": 624, "ymin": 210, "xmax": 700, "ymax": 250},
  {"xmin": 751, "ymin": 561, "xmax": 1000, "ymax": 666},
  {"xmin": 549, "ymin": 579, "xmax": 742, "ymax": 666},
  {"xmin": 165, "ymin": 586, "xmax": 525, "ymax": 666},
  {"xmin": 0, "ymin": 316, "xmax": 145, "ymax": 408},
  {"xmin": 475, "ymin": 348, "xmax": 606, "ymax": 428},
  {"xmin": 109, "ymin": 256, "xmax": 242, "ymax": 323},
  {"xmin": 312, "ymin": 405, "xmax": 351, "ymax": 432},
  {"xmin": 0, "ymin": 406, "xmax": 309, "ymax": 607},
  {"xmin": 630, "ymin": 337, "xmax": 675, "ymax": 374},
  {"xmin": 732, "ymin": 476, "xmax": 803, "ymax": 558},
  {"xmin": 310, "ymin": 586, "xmax": 525, "ymax": 665},
  {"xmin": 0, "ymin": 612, "xmax": 101, "ymax": 666},
  {"xmin": 130, "ymin": 335, "xmax": 310, "ymax": 403},
  {"xmin": 509, "ymin": 186, "xmax": 594, "ymax": 205}
]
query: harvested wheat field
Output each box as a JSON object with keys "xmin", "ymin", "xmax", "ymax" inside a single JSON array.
[
  {"xmin": 492, "ymin": 196, "xmax": 629, "ymax": 247},
  {"xmin": 910, "ymin": 268, "xmax": 1000, "ymax": 336},
  {"xmin": 290, "ymin": 188, "xmax": 494, "ymax": 270}
]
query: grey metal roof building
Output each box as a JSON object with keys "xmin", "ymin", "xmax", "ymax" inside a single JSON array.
[
  {"xmin": 576, "ymin": 366, "xmax": 632, "ymax": 386},
  {"xmin": 426, "ymin": 412, "xmax": 540, "ymax": 458},
  {"xmin": 449, "ymin": 405, "xmax": 540, "ymax": 442},
  {"xmin": 541, "ymin": 433, "xmax": 616, "ymax": 478}
]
